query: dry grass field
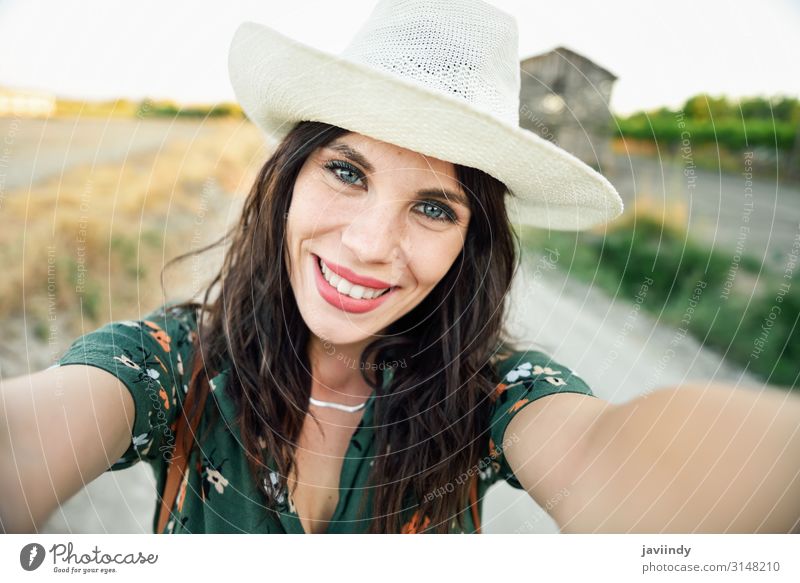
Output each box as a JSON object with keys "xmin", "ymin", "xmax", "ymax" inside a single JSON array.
[{"xmin": 0, "ymin": 118, "xmax": 267, "ymax": 374}]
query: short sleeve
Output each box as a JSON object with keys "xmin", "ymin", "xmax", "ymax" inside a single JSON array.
[
  {"xmin": 487, "ymin": 350, "xmax": 595, "ymax": 489},
  {"xmin": 53, "ymin": 301, "xmax": 199, "ymax": 471}
]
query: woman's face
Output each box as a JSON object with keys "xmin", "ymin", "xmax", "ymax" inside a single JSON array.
[{"xmin": 285, "ymin": 132, "xmax": 471, "ymax": 346}]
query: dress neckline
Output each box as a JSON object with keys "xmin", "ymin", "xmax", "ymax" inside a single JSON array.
[{"xmin": 245, "ymin": 360, "xmax": 394, "ymax": 533}]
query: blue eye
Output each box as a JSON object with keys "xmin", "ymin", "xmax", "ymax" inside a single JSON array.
[
  {"xmin": 324, "ymin": 159, "xmax": 458, "ymax": 225},
  {"xmin": 324, "ymin": 160, "xmax": 364, "ymax": 186},
  {"xmin": 414, "ymin": 201, "xmax": 457, "ymax": 224}
]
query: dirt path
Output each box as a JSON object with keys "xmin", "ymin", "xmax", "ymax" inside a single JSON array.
[
  {"xmin": 604, "ymin": 152, "xmax": 800, "ymax": 272},
  {"xmin": 0, "ymin": 117, "xmax": 223, "ymax": 192}
]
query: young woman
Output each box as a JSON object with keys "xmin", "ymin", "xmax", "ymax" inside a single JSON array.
[{"xmin": 2, "ymin": 0, "xmax": 798, "ymax": 534}]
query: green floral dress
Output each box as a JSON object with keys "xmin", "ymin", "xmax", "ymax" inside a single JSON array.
[{"xmin": 53, "ymin": 301, "xmax": 595, "ymax": 533}]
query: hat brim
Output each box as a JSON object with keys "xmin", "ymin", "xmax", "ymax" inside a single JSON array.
[{"xmin": 228, "ymin": 21, "xmax": 624, "ymax": 231}]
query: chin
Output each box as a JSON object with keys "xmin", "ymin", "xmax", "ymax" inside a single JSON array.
[
  {"xmin": 292, "ymin": 291, "xmax": 376, "ymax": 348},
  {"xmin": 307, "ymin": 318, "xmax": 376, "ymax": 348}
]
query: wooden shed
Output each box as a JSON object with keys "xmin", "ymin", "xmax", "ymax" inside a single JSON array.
[{"xmin": 519, "ymin": 47, "xmax": 617, "ymax": 169}]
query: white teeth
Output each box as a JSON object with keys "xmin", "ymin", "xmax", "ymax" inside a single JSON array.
[{"xmin": 318, "ymin": 257, "xmax": 390, "ymax": 300}]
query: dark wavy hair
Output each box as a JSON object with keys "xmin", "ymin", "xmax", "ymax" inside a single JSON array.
[{"xmin": 165, "ymin": 120, "xmax": 523, "ymax": 533}]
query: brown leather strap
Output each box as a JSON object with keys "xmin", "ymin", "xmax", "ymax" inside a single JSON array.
[
  {"xmin": 469, "ymin": 473, "xmax": 482, "ymax": 533},
  {"xmin": 157, "ymin": 352, "xmax": 208, "ymax": 533}
]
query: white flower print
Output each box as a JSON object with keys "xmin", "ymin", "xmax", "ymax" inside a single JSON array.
[
  {"xmin": 177, "ymin": 352, "xmax": 184, "ymax": 376},
  {"xmin": 264, "ymin": 470, "xmax": 286, "ymax": 505},
  {"xmin": 132, "ymin": 433, "xmax": 151, "ymax": 448},
  {"xmin": 505, "ymin": 361, "xmax": 565, "ymax": 385},
  {"xmin": 132, "ymin": 432, "xmax": 154, "ymax": 456},
  {"xmin": 113, "ymin": 354, "xmax": 140, "ymax": 370},
  {"xmin": 544, "ymin": 375, "xmax": 567, "ymax": 386},
  {"xmin": 504, "ymin": 362, "xmax": 532, "ymax": 382},
  {"xmin": 206, "ymin": 468, "xmax": 229, "ymax": 495},
  {"xmin": 146, "ymin": 368, "xmax": 160, "ymax": 380},
  {"xmin": 533, "ymin": 364, "xmax": 566, "ymax": 386}
]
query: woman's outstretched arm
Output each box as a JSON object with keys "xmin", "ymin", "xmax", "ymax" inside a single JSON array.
[
  {"xmin": 504, "ymin": 382, "xmax": 800, "ymax": 533},
  {"xmin": 0, "ymin": 365, "xmax": 135, "ymax": 533}
]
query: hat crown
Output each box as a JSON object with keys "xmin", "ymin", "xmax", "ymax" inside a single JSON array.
[{"xmin": 341, "ymin": 0, "xmax": 521, "ymax": 125}]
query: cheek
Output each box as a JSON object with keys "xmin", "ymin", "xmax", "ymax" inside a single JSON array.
[
  {"xmin": 407, "ymin": 232, "xmax": 466, "ymax": 288},
  {"xmin": 288, "ymin": 178, "xmax": 352, "ymax": 236}
]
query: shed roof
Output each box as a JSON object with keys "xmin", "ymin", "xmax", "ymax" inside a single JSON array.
[{"xmin": 521, "ymin": 46, "xmax": 618, "ymax": 81}]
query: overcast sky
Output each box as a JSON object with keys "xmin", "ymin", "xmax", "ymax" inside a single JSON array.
[{"xmin": 0, "ymin": 0, "xmax": 798, "ymax": 115}]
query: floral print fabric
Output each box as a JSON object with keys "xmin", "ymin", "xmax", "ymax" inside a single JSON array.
[
  {"xmin": 487, "ymin": 353, "xmax": 594, "ymax": 489},
  {"xmin": 54, "ymin": 301, "xmax": 595, "ymax": 533}
]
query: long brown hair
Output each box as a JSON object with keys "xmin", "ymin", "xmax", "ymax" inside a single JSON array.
[{"xmin": 165, "ymin": 120, "xmax": 522, "ymax": 533}]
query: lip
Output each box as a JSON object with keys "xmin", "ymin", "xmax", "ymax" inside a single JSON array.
[
  {"xmin": 311, "ymin": 253, "xmax": 398, "ymax": 314},
  {"xmin": 317, "ymin": 255, "xmax": 395, "ymax": 289}
]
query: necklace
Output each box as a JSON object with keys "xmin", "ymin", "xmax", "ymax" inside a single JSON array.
[{"xmin": 309, "ymin": 395, "xmax": 369, "ymax": 413}]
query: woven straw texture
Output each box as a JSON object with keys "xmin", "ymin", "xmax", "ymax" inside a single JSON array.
[{"xmin": 228, "ymin": 0, "xmax": 624, "ymax": 230}]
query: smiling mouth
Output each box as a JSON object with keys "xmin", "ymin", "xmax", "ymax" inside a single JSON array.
[{"xmin": 316, "ymin": 255, "xmax": 394, "ymax": 300}]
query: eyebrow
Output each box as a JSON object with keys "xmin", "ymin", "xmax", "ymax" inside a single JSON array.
[{"xmin": 325, "ymin": 142, "xmax": 471, "ymax": 209}]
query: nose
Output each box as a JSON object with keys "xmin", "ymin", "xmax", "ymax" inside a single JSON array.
[{"xmin": 340, "ymin": 195, "xmax": 410, "ymax": 270}]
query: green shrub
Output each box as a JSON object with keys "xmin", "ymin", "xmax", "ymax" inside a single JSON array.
[
  {"xmin": 614, "ymin": 94, "xmax": 799, "ymax": 152},
  {"xmin": 522, "ymin": 213, "xmax": 798, "ymax": 389}
]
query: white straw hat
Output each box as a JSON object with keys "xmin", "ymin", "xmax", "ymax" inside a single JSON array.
[{"xmin": 227, "ymin": 0, "xmax": 624, "ymax": 230}]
